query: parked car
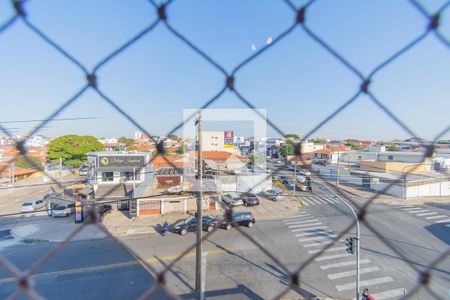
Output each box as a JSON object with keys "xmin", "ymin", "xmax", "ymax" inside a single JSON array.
[
  {"xmin": 286, "ymin": 164, "xmax": 295, "ymax": 170},
  {"xmin": 261, "ymin": 188, "xmax": 284, "ymax": 201},
  {"xmin": 20, "ymin": 199, "xmax": 46, "ymax": 213},
  {"xmin": 52, "ymin": 203, "xmax": 75, "ymax": 217},
  {"xmin": 117, "ymin": 200, "xmax": 129, "ymax": 211},
  {"xmin": 222, "ymin": 193, "xmax": 244, "ymax": 206},
  {"xmin": 219, "ymin": 212, "xmax": 256, "ymax": 230},
  {"xmin": 242, "ymin": 193, "xmax": 260, "ymax": 207},
  {"xmin": 174, "ymin": 216, "xmax": 219, "ymax": 235},
  {"xmin": 78, "ymin": 166, "xmax": 89, "ymax": 176},
  {"xmin": 99, "ymin": 204, "xmax": 112, "ymax": 218},
  {"xmin": 297, "ymin": 168, "xmax": 311, "ymax": 176},
  {"xmin": 279, "ymin": 176, "xmax": 289, "ymax": 185}
]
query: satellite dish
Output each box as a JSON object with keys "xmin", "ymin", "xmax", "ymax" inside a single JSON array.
[
  {"xmin": 251, "ymin": 44, "xmax": 256, "ymax": 51},
  {"xmin": 266, "ymin": 37, "xmax": 273, "ymax": 45}
]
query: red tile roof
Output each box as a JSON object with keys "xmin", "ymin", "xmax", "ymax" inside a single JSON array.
[
  {"xmin": 189, "ymin": 151, "xmax": 246, "ymax": 161},
  {"xmin": 314, "ymin": 149, "xmax": 332, "ymax": 155}
]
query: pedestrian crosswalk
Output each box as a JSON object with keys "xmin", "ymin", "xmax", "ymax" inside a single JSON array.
[
  {"xmin": 300, "ymin": 195, "xmax": 364, "ymax": 207},
  {"xmin": 398, "ymin": 205, "xmax": 450, "ymax": 225},
  {"xmin": 283, "ymin": 213, "xmax": 405, "ymax": 299}
]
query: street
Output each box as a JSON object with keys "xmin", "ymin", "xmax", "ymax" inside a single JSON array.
[{"xmin": 0, "ymin": 163, "xmax": 449, "ymax": 299}]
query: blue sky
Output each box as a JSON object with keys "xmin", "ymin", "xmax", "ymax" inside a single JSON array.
[{"xmin": 0, "ymin": 0, "xmax": 449, "ymax": 141}]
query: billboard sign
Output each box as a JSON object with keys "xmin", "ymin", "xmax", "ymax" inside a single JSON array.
[
  {"xmin": 98, "ymin": 155, "xmax": 145, "ymax": 168},
  {"xmin": 234, "ymin": 136, "xmax": 244, "ymax": 144},
  {"xmin": 224, "ymin": 131, "xmax": 234, "ymax": 148}
]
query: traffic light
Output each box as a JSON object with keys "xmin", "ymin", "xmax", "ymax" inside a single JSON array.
[{"xmin": 345, "ymin": 237, "xmax": 354, "ymax": 254}]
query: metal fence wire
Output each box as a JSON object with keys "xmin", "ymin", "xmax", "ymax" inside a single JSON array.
[{"xmin": 1, "ymin": 0, "xmax": 450, "ymax": 299}]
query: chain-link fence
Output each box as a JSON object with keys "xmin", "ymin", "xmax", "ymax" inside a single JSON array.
[{"xmin": 0, "ymin": 0, "xmax": 449, "ymax": 299}]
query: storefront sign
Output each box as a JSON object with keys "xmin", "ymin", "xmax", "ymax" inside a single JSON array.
[
  {"xmin": 75, "ymin": 201, "xmax": 83, "ymax": 223},
  {"xmin": 98, "ymin": 155, "xmax": 145, "ymax": 168},
  {"xmin": 224, "ymin": 131, "xmax": 234, "ymax": 148}
]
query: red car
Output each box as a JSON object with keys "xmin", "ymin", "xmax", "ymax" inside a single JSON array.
[{"xmin": 242, "ymin": 193, "xmax": 260, "ymax": 207}]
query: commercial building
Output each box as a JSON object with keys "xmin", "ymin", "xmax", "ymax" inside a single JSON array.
[
  {"xmin": 201, "ymin": 131, "xmax": 237, "ymax": 154},
  {"xmin": 86, "ymin": 151, "xmax": 153, "ymax": 205},
  {"xmin": 24, "ymin": 135, "xmax": 48, "ymax": 148}
]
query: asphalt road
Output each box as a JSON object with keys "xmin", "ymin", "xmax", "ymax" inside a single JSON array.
[{"xmin": 0, "ymin": 162, "xmax": 448, "ymax": 299}]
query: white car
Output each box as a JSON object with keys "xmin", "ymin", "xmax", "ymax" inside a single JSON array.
[
  {"xmin": 297, "ymin": 169, "xmax": 311, "ymax": 176},
  {"xmin": 222, "ymin": 193, "xmax": 244, "ymax": 206},
  {"xmin": 20, "ymin": 199, "xmax": 46, "ymax": 213},
  {"xmin": 52, "ymin": 204, "xmax": 75, "ymax": 217}
]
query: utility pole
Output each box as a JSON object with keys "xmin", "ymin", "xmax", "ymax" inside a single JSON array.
[
  {"xmin": 336, "ymin": 151, "xmax": 340, "ymax": 185},
  {"xmin": 293, "ymin": 163, "xmax": 296, "ymax": 197},
  {"xmin": 195, "ymin": 112, "xmax": 204, "ymax": 300}
]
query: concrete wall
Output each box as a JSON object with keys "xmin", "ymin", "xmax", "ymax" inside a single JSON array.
[
  {"xmin": 202, "ymin": 131, "xmax": 224, "ymax": 151},
  {"xmin": 406, "ymin": 180, "xmax": 450, "ymax": 198},
  {"xmin": 378, "ymin": 152, "xmax": 424, "ymax": 163},
  {"xmin": 360, "ymin": 161, "xmax": 431, "ymax": 173},
  {"xmin": 217, "ymin": 174, "xmax": 272, "ymax": 194},
  {"xmin": 340, "ymin": 151, "xmax": 378, "ymax": 163}
]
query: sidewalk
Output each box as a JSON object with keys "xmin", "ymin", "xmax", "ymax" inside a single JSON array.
[
  {"xmin": 6, "ymin": 195, "xmax": 304, "ymax": 241},
  {"xmin": 327, "ymin": 181, "xmax": 450, "ymax": 205},
  {"xmin": 8, "ymin": 213, "xmax": 106, "ymax": 242},
  {"xmin": 103, "ymin": 196, "xmax": 304, "ymax": 237}
]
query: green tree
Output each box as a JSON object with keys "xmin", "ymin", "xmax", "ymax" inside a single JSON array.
[
  {"xmin": 15, "ymin": 156, "xmax": 43, "ymax": 170},
  {"xmin": 387, "ymin": 144, "xmax": 400, "ymax": 151},
  {"xmin": 345, "ymin": 143, "xmax": 362, "ymax": 150},
  {"xmin": 117, "ymin": 137, "xmax": 134, "ymax": 146},
  {"xmin": 169, "ymin": 134, "xmax": 181, "ymax": 142},
  {"xmin": 285, "ymin": 133, "xmax": 300, "ymax": 139},
  {"xmin": 48, "ymin": 135, "xmax": 104, "ymax": 167},
  {"xmin": 279, "ymin": 142, "xmax": 293, "ymax": 158},
  {"xmin": 176, "ymin": 144, "xmax": 188, "ymax": 154},
  {"xmin": 309, "ymin": 138, "xmax": 325, "ymax": 144},
  {"xmin": 248, "ymin": 153, "xmax": 264, "ymax": 165}
]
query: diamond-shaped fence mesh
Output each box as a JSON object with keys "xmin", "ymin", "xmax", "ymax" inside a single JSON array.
[{"xmin": 0, "ymin": 0, "xmax": 449, "ymax": 299}]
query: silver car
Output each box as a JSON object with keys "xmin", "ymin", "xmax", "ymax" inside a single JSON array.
[
  {"xmin": 52, "ymin": 204, "xmax": 75, "ymax": 217},
  {"xmin": 20, "ymin": 199, "xmax": 46, "ymax": 213},
  {"xmin": 222, "ymin": 193, "xmax": 244, "ymax": 206},
  {"xmin": 262, "ymin": 189, "xmax": 284, "ymax": 201}
]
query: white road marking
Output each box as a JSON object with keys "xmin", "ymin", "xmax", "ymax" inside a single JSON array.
[
  {"xmin": 401, "ymin": 207, "xmax": 420, "ymax": 211},
  {"xmin": 291, "ymin": 226, "xmax": 327, "ymax": 232},
  {"xmin": 295, "ymin": 230, "xmax": 334, "ymax": 237},
  {"xmin": 408, "ymin": 209, "xmax": 429, "ymax": 214},
  {"xmin": 352, "ymin": 288, "xmax": 407, "ymax": 300},
  {"xmin": 314, "ymin": 253, "xmax": 350, "ymax": 261},
  {"xmin": 336, "ymin": 276, "xmax": 394, "ymax": 291},
  {"xmin": 302, "ymin": 199, "xmax": 311, "ymax": 206},
  {"xmin": 299, "ymin": 235, "xmax": 337, "ymax": 242},
  {"xmin": 286, "ymin": 219, "xmax": 319, "ymax": 225},
  {"xmin": 425, "ymin": 215, "xmax": 447, "ymax": 220},
  {"xmin": 308, "ymin": 246, "xmax": 347, "ymax": 254},
  {"xmin": 416, "ymin": 212, "xmax": 437, "ymax": 216},
  {"xmin": 328, "ymin": 266, "xmax": 380, "ymax": 280},
  {"xmin": 283, "ymin": 213, "xmax": 311, "ymax": 220},
  {"xmin": 309, "ymin": 197, "xmax": 322, "ymax": 204},
  {"xmin": 317, "ymin": 196, "xmax": 333, "ymax": 204},
  {"xmin": 435, "ymin": 218, "xmax": 450, "ymax": 223},
  {"xmin": 320, "ymin": 259, "xmax": 371, "ymax": 270},
  {"xmin": 326, "ymin": 196, "xmax": 339, "ymax": 203}
]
